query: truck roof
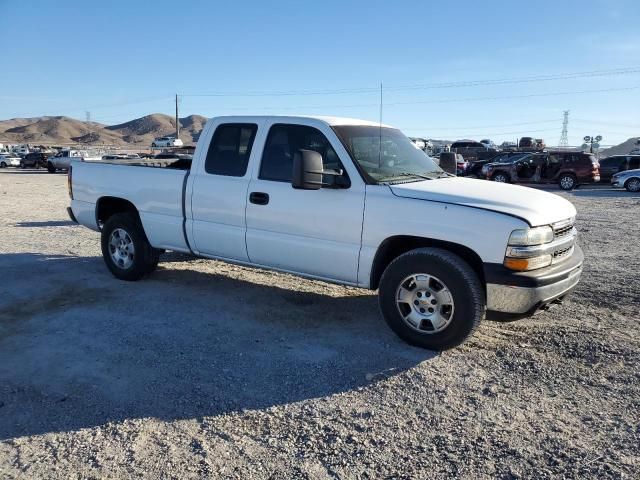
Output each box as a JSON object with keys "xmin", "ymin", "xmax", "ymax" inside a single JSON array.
[{"xmin": 210, "ymin": 115, "xmax": 394, "ymax": 128}]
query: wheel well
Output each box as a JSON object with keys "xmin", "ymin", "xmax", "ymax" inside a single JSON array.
[
  {"xmin": 369, "ymin": 236, "xmax": 486, "ymax": 291},
  {"xmin": 624, "ymin": 176, "xmax": 640, "ymax": 187},
  {"xmin": 96, "ymin": 197, "xmax": 139, "ymax": 228}
]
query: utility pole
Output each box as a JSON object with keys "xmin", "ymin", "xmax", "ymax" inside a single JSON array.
[
  {"xmin": 559, "ymin": 110, "xmax": 569, "ymax": 148},
  {"xmin": 85, "ymin": 111, "xmax": 92, "ymax": 144},
  {"xmin": 175, "ymin": 94, "xmax": 180, "ymax": 140}
]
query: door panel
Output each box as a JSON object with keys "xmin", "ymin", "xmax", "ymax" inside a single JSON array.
[
  {"xmin": 191, "ymin": 175, "xmax": 250, "ymax": 260},
  {"xmin": 189, "ymin": 122, "xmax": 260, "ymax": 261},
  {"xmin": 245, "ymin": 180, "xmax": 365, "ymax": 282}
]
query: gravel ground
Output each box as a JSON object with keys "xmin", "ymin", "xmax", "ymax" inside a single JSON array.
[{"xmin": 0, "ymin": 169, "xmax": 638, "ymax": 479}]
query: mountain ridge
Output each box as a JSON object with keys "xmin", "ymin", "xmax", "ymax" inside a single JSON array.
[{"xmin": 0, "ymin": 114, "xmax": 208, "ymax": 146}]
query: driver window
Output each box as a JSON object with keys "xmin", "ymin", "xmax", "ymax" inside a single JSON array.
[{"xmin": 259, "ymin": 124, "xmax": 348, "ymax": 186}]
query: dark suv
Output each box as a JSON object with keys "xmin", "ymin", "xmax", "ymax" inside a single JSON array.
[
  {"xmin": 450, "ymin": 140, "xmax": 498, "ymax": 162},
  {"xmin": 485, "ymin": 151, "xmax": 600, "ymax": 190},
  {"xmin": 20, "ymin": 152, "xmax": 50, "ymax": 169},
  {"xmin": 465, "ymin": 152, "xmax": 529, "ymax": 178},
  {"xmin": 597, "ymin": 155, "xmax": 640, "ymax": 181}
]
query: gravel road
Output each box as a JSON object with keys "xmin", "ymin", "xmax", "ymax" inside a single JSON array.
[{"xmin": 0, "ymin": 169, "xmax": 638, "ymax": 479}]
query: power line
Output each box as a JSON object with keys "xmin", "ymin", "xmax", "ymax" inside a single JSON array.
[
  {"xmin": 573, "ymin": 118, "xmax": 640, "ymax": 129},
  {"xmin": 179, "ymin": 66, "xmax": 640, "ymax": 97},
  {"xmin": 187, "ymin": 84, "xmax": 639, "ymax": 111},
  {"xmin": 399, "ymin": 119, "xmax": 561, "ymax": 131}
]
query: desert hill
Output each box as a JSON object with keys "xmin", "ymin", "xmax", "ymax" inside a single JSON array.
[{"xmin": 0, "ymin": 113, "xmax": 208, "ymax": 146}]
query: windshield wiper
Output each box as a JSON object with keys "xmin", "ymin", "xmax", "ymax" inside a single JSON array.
[
  {"xmin": 378, "ymin": 172, "xmax": 434, "ymax": 182},
  {"xmin": 424, "ymin": 170, "xmax": 454, "ymax": 178}
]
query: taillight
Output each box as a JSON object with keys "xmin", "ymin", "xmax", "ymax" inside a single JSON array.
[{"xmin": 67, "ymin": 165, "xmax": 73, "ymax": 200}]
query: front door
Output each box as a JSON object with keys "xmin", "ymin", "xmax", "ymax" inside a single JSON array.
[{"xmin": 245, "ymin": 122, "xmax": 365, "ymax": 283}]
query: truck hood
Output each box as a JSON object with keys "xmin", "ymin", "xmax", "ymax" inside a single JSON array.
[{"xmin": 389, "ymin": 177, "xmax": 576, "ymax": 227}]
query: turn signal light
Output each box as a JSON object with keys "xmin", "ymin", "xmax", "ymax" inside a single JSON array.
[{"xmin": 504, "ymin": 254, "xmax": 552, "ymax": 271}]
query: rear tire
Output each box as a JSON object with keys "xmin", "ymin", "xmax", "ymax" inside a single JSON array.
[
  {"xmin": 492, "ymin": 172, "xmax": 509, "ymax": 183},
  {"xmin": 0, "ymin": 162, "xmax": 6, "ymax": 168},
  {"xmin": 101, "ymin": 213, "xmax": 158, "ymax": 281},
  {"xmin": 378, "ymin": 248, "xmax": 485, "ymax": 350},
  {"xmin": 558, "ymin": 173, "xmax": 577, "ymax": 190}
]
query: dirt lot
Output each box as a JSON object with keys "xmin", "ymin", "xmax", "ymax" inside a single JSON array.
[{"xmin": 0, "ymin": 169, "xmax": 638, "ymax": 479}]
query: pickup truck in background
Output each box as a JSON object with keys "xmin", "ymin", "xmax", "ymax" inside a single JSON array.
[
  {"xmin": 68, "ymin": 115, "xmax": 583, "ymax": 350},
  {"xmin": 48, "ymin": 149, "xmax": 101, "ymax": 173}
]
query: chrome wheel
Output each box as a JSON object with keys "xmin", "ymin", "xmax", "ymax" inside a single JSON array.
[
  {"xmin": 493, "ymin": 173, "xmax": 507, "ymax": 183},
  {"xmin": 626, "ymin": 178, "xmax": 640, "ymax": 192},
  {"xmin": 108, "ymin": 228, "xmax": 135, "ymax": 269},
  {"xmin": 395, "ymin": 273, "xmax": 455, "ymax": 334},
  {"xmin": 560, "ymin": 175, "xmax": 575, "ymax": 190}
]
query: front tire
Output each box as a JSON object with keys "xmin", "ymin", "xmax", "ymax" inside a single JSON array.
[
  {"xmin": 625, "ymin": 178, "xmax": 640, "ymax": 192},
  {"xmin": 378, "ymin": 248, "xmax": 485, "ymax": 350},
  {"xmin": 47, "ymin": 162, "xmax": 56, "ymax": 173},
  {"xmin": 101, "ymin": 213, "xmax": 158, "ymax": 281},
  {"xmin": 0, "ymin": 162, "xmax": 6, "ymax": 168},
  {"xmin": 558, "ymin": 173, "xmax": 576, "ymax": 190}
]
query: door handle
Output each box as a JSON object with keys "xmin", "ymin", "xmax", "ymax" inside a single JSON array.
[{"xmin": 249, "ymin": 192, "xmax": 269, "ymax": 205}]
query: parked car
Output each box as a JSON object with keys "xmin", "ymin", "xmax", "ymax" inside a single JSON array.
[
  {"xmin": 597, "ymin": 155, "xmax": 640, "ymax": 182},
  {"xmin": 48, "ymin": 150, "xmax": 101, "ymax": 172},
  {"xmin": 480, "ymin": 139, "xmax": 497, "ymax": 149},
  {"xmin": 20, "ymin": 152, "xmax": 50, "ymax": 169},
  {"xmin": 500, "ymin": 141, "xmax": 518, "ymax": 150},
  {"xmin": 151, "ymin": 136, "xmax": 184, "ymax": 148},
  {"xmin": 465, "ymin": 152, "xmax": 529, "ymax": 178},
  {"xmin": 611, "ymin": 168, "xmax": 640, "ymax": 192},
  {"xmin": 485, "ymin": 151, "xmax": 600, "ymax": 190},
  {"xmin": 0, "ymin": 152, "xmax": 22, "ymax": 167},
  {"xmin": 517, "ymin": 137, "xmax": 545, "ymax": 151},
  {"xmin": 12, "ymin": 145, "xmax": 30, "ymax": 157},
  {"xmin": 450, "ymin": 140, "xmax": 498, "ymax": 162},
  {"xmin": 68, "ymin": 115, "xmax": 583, "ymax": 351}
]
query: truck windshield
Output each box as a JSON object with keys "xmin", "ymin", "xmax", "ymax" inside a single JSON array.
[{"xmin": 332, "ymin": 125, "xmax": 444, "ymax": 183}]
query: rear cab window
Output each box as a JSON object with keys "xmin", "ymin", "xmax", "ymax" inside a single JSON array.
[{"xmin": 204, "ymin": 123, "xmax": 258, "ymax": 176}]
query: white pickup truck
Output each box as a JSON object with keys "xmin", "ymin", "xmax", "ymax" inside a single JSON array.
[
  {"xmin": 68, "ymin": 115, "xmax": 583, "ymax": 350},
  {"xmin": 48, "ymin": 150, "xmax": 101, "ymax": 173}
]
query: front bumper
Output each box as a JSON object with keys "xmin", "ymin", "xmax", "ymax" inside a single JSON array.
[
  {"xmin": 611, "ymin": 178, "xmax": 624, "ymax": 188},
  {"xmin": 484, "ymin": 244, "xmax": 583, "ymax": 320}
]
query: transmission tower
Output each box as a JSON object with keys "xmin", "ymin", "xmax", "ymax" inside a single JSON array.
[{"xmin": 559, "ymin": 110, "xmax": 569, "ymax": 148}]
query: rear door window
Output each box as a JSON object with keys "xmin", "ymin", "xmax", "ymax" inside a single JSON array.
[{"xmin": 204, "ymin": 123, "xmax": 258, "ymax": 177}]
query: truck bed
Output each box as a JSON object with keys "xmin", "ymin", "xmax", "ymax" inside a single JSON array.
[{"xmin": 70, "ymin": 160, "xmax": 191, "ymax": 252}]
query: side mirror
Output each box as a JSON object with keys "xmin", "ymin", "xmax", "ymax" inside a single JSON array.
[{"xmin": 292, "ymin": 149, "xmax": 323, "ymax": 190}]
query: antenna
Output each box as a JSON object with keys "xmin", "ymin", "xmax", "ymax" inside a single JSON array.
[
  {"xmin": 175, "ymin": 94, "xmax": 180, "ymax": 140},
  {"xmin": 559, "ymin": 110, "xmax": 569, "ymax": 148},
  {"xmin": 378, "ymin": 82, "xmax": 383, "ymax": 167}
]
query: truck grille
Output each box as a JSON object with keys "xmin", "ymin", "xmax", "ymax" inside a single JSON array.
[
  {"xmin": 551, "ymin": 218, "xmax": 576, "ymax": 264},
  {"xmin": 553, "ymin": 245, "xmax": 574, "ymax": 263},
  {"xmin": 552, "ymin": 218, "xmax": 575, "ymax": 239}
]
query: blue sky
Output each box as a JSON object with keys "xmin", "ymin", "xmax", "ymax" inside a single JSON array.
[{"xmin": 1, "ymin": 0, "xmax": 639, "ymax": 146}]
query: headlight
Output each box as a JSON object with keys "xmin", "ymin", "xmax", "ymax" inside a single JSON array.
[
  {"xmin": 507, "ymin": 226, "xmax": 554, "ymax": 246},
  {"xmin": 504, "ymin": 226, "xmax": 555, "ymax": 271}
]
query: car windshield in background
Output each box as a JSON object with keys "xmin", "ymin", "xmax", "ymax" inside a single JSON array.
[{"xmin": 332, "ymin": 125, "xmax": 443, "ymax": 183}]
